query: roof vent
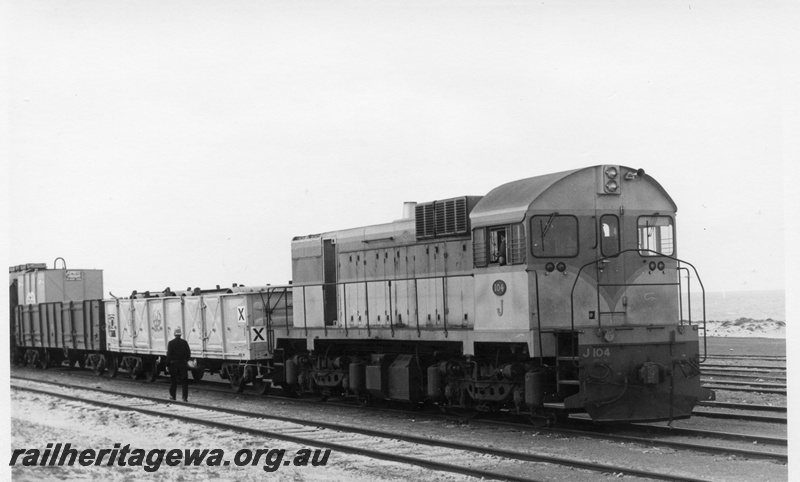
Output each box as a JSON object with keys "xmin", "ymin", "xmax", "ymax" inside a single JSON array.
[{"xmin": 415, "ymin": 197, "xmax": 470, "ymax": 240}]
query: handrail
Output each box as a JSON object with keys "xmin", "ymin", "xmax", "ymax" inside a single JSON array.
[
  {"xmin": 389, "ymin": 280, "xmax": 394, "ymax": 337},
  {"xmin": 569, "ymin": 248, "xmax": 707, "ymax": 362},
  {"xmin": 677, "ymin": 267, "xmax": 692, "ymax": 324},
  {"xmin": 530, "ymin": 269, "xmax": 543, "ymax": 365}
]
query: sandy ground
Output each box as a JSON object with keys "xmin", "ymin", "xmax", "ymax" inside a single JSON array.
[{"xmin": 9, "ymin": 390, "xmax": 477, "ymax": 482}]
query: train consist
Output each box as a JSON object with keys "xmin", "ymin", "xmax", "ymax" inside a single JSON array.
[{"xmin": 10, "ymin": 165, "xmax": 714, "ymax": 423}]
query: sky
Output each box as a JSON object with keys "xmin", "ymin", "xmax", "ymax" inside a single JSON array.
[{"xmin": 3, "ymin": 0, "xmax": 797, "ymax": 298}]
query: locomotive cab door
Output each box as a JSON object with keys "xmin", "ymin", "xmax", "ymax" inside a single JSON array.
[
  {"xmin": 323, "ymin": 239, "xmax": 338, "ymax": 326},
  {"xmin": 595, "ymin": 212, "xmax": 627, "ymax": 326}
]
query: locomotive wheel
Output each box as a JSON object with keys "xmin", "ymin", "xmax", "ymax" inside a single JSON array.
[
  {"xmin": 252, "ymin": 378, "xmax": 270, "ymax": 395},
  {"xmin": 145, "ymin": 361, "xmax": 160, "ymax": 382},
  {"xmin": 93, "ymin": 356, "xmax": 106, "ymax": 376},
  {"xmin": 107, "ymin": 356, "xmax": 119, "ymax": 378}
]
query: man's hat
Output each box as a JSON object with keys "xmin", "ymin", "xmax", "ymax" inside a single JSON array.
[{"xmin": 174, "ymin": 328, "xmax": 182, "ymax": 337}]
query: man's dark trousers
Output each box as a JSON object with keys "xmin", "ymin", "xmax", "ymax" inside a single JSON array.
[{"xmin": 170, "ymin": 361, "xmax": 189, "ymax": 401}]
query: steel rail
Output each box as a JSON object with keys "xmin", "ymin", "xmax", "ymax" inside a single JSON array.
[
  {"xmin": 701, "ymin": 363, "xmax": 786, "ymax": 371},
  {"xmin": 698, "ymin": 401, "xmax": 786, "ymax": 413},
  {"xmin": 700, "ymin": 379, "xmax": 786, "ymax": 389},
  {"xmin": 701, "ymin": 384, "xmax": 786, "ymax": 395},
  {"xmin": 703, "ymin": 355, "xmax": 785, "ymax": 360},
  {"xmin": 701, "ymin": 370, "xmax": 786, "ymax": 381},
  {"xmin": 690, "ymin": 409, "xmax": 786, "ymax": 424},
  {"xmin": 11, "ymin": 376, "xmax": 717, "ymax": 482},
  {"xmin": 535, "ymin": 425, "xmax": 787, "ymax": 462}
]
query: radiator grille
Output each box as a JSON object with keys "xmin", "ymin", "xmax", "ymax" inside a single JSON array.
[{"xmin": 416, "ymin": 197, "xmax": 469, "ymax": 240}]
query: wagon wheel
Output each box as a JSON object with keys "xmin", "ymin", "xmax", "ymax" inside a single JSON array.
[
  {"xmin": 39, "ymin": 350, "xmax": 51, "ymax": 370},
  {"xmin": 93, "ymin": 355, "xmax": 106, "ymax": 376},
  {"xmin": 130, "ymin": 359, "xmax": 143, "ymax": 380},
  {"xmin": 252, "ymin": 378, "xmax": 271, "ymax": 395},
  {"xmin": 228, "ymin": 368, "xmax": 246, "ymax": 393},
  {"xmin": 144, "ymin": 361, "xmax": 160, "ymax": 382},
  {"xmin": 107, "ymin": 356, "xmax": 119, "ymax": 378},
  {"xmin": 23, "ymin": 350, "xmax": 35, "ymax": 367},
  {"xmin": 78, "ymin": 355, "xmax": 86, "ymax": 369},
  {"xmin": 190, "ymin": 362, "xmax": 204, "ymax": 381},
  {"xmin": 12, "ymin": 348, "xmax": 24, "ymax": 366}
]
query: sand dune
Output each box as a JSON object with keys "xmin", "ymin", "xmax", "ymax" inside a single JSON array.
[{"xmin": 703, "ymin": 318, "xmax": 785, "ymax": 339}]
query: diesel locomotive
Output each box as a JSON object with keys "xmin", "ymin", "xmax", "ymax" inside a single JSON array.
[{"xmin": 10, "ymin": 165, "xmax": 714, "ymax": 423}]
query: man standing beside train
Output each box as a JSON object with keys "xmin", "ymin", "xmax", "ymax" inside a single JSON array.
[{"xmin": 166, "ymin": 328, "xmax": 191, "ymax": 402}]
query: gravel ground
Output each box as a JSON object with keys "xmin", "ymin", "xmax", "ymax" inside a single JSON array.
[
  {"xmin": 7, "ymin": 335, "xmax": 790, "ymax": 481},
  {"xmin": 9, "ymin": 389, "xmax": 478, "ymax": 482}
]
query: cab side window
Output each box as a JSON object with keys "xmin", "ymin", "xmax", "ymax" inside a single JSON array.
[
  {"xmin": 600, "ymin": 214, "xmax": 620, "ymax": 256},
  {"xmin": 473, "ymin": 223, "xmax": 526, "ymax": 267},
  {"xmin": 530, "ymin": 214, "xmax": 579, "ymax": 257},
  {"xmin": 637, "ymin": 215, "xmax": 674, "ymax": 256},
  {"xmin": 489, "ymin": 227, "xmax": 508, "ymax": 265}
]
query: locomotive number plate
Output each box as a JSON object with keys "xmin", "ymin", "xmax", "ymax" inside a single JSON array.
[
  {"xmin": 582, "ymin": 347, "xmax": 611, "ymax": 358},
  {"xmin": 492, "ymin": 280, "xmax": 507, "ymax": 296}
]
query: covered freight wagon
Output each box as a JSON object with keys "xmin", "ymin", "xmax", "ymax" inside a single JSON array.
[{"xmin": 10, "ymin": 262, "xmax": 106, "ymax": 369}]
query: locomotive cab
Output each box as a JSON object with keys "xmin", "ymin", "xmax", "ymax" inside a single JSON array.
[{"xmin": 470, "ymin": 165, "xmax": 713, "ymax": 422}]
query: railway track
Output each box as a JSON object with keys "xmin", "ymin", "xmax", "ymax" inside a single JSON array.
[
  {"xmin": 701, "ymin": 371, "xmax": 786, "ymax": 381},
  {"xmin": 702, "ymin": 382, "xmax": 786, "ymax": 395},
  {"xmin": 16, "ymin": 365, "xmax": 788, "ymax": 426},
  {"xmin": 700, "ymin": 363, "xmax": 786, "ymax": 373},
  {"xmin": 704, "ymin": 355, "xmax": 785, "ymax": 361},
  {"xmin": 12, "ymin": 376, "xmax": 729, "ymax": 482},
  {"xmin": 11, "ymin": 371, "xmax": 788, "ymax": 465},
  {"xmin": 699, "ymin": 401, "xmax": 786, "ymax": 413}
]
